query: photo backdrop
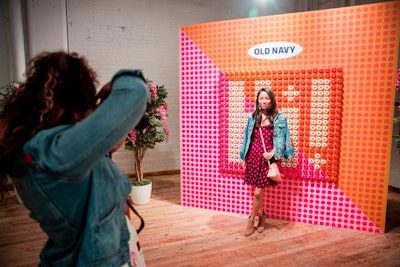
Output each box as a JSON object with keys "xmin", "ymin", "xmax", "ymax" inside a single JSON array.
[{"xmin": 180, "ymin": 2, "xmax": 400, "ymax": 233}]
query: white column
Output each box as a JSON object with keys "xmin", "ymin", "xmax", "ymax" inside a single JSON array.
[
  {"xmin": 26, "ymin": 0, "xmax": 68, "ymax": 57},
  {"xmin": 8, "ymin": 0, "xmax": 26, "ymax": 81}
]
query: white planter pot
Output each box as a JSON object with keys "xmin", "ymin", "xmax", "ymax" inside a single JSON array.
[{"xmin": 131, "ymin": 181, "xmax": 152, "ymax": 205}]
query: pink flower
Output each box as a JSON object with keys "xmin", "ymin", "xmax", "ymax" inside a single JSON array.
[
  {"xmin": 149, "ymin": 82, "xmax": 157, "ymax": 98},
  {"xmin": 128, "ymin": 129, "xmax": 137, "ymax": 146},
  {"xmin": 163, "ymin": 126, "xmax": 169, "ymax": 142},
  {"xmin": 159, "ymin": 104, "xmax": 168, "ymax": 123},
  {"xmin": 396, "ymin": 69, "xmax": 400, "ymax": 91}
]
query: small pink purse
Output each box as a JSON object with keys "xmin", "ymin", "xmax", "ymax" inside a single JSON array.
[{"xmin": 259, "ymin": 128, "xmax": 282, "ymax": 182}]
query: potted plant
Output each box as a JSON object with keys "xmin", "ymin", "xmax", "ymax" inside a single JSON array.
[
  {"xmin": 0, "ymin": 81, "xmax": 22, "ymax": 143},
  {"xmin": 1, "ymin": 80, "xmax": 23, "ymax": 203},
  {"xmin": 125, "ymin": 80, "xmax": 168, "ymax": 204},
  {"xmin": 0, "ymin": 81, "xmax": 21, "ymax": 102}
]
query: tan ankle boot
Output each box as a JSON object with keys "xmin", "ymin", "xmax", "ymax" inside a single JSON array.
[
  {"xmin": 257, "ymin": 214, "xmax": 266, "ymax": 233},
  {"xmin": 245, "ymin": 217, "xmax": 255, "ymax": 236}
]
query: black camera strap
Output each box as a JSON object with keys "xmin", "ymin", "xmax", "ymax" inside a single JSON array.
[{"xmin": 126, "ymin": 197, "xmax": 145, "ymax": 234}]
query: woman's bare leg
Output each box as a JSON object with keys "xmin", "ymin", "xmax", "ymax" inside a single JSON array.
[
  {"xmin": 250, "ymin": 187, "xmax": 264, "ymax": 221},
  {"xmin": 257, "ymin": 189, "xmax": 266, "ymax": 233},
  {"xmin": 245, "ymin": 187, "xmax": 264, "ymax": 236}
]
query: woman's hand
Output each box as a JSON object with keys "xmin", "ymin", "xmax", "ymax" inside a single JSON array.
[
  {"xmin": 263, "ymin": 148, "xmax": 275, "ymax": 160},
  {"xmin": 242, "ymin": 161, "xmax": 246, "ymax": 169}
]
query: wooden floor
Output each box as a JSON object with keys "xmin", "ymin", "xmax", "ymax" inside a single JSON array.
[{"xmin": 1, "ymin": 174, "xmax": 400, "ymax": 267}]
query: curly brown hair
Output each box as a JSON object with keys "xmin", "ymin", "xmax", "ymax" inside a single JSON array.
[{"xmin": 0, "ymin": 51, "xmax": 98, "ymax": 200}]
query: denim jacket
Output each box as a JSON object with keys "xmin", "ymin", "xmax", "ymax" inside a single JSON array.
[
  {"xmin": 12, "ymin": 69, "xmax": 148, "ymax": 267},
  {"xmin": 239, "ymin": 110, "xmax": 294, "ymax": 161}
]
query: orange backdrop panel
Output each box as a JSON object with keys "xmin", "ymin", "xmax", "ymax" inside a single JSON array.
[{"xmin": 180, "ymin": 1, "xmax": 400, "ymax": 232}]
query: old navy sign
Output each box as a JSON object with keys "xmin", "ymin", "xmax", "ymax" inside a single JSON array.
[{"xmin": 248, "ymin": 41, "xmax": 303, "ymax": 60}]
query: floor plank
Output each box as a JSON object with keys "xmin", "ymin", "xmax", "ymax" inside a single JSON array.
[{"xmin": 1, "ymin": 174, "xmax": 399, "ymax": 267}]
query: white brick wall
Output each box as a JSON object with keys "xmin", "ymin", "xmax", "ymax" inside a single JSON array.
[{"xmin": 65, "ymin": 0, "xmax": 254, "ymax": 175}]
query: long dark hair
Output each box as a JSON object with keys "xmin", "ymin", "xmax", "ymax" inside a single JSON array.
[
  {"xmin": 253, "ymin": 87, "xmax": 278, "ymax": 128},
  {"xmin": 0, "ymin": 51, "xmax": 98, "ymax": 200}
]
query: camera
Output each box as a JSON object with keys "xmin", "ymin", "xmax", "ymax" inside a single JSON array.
[{"xmin": 135, "ymin": 113, "xmax": 150, "ymax": 130}]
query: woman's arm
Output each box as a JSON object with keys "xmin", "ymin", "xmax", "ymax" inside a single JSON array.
[
  {"xmin": 273, "ymin": 112, "xmax": 294, "ymax": 160},
  {"xmin": 240, "ymin": 117, "xmax": 252, "ymax": 161},
  {"xmin": 283, "ymin": 118, "xmax": 294, "ymax": 159}
]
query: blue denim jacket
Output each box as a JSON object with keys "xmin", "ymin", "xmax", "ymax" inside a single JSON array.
[
  {"xmin": 240, "ymin": 110, "xmax": 294, "ymax": 161},
  {"xmin": 12, "ymin": 69, "xmax": 148, "ymax": 267}
]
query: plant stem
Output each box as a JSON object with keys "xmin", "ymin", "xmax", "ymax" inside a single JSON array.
[{"xmin": 134, "ymin": 148, "xmax": 146, "ymax": 182}]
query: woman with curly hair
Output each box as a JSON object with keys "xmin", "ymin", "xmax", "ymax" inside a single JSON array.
[{"xmin": 0, "ymin": 51, "xmax": 148, "ymax": 266}]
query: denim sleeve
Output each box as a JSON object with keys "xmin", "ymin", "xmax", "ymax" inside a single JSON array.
[
  {"xmin": 239, "ymin": 118, "xmax": 251, "ymax": 161},
  {"xmin": 32, "ymin": 69, "xmax": 148, "ymax": 178},
  {"xmin": 283, "ymin": 118, "xmax": 294, "ymax": 159},
  {"xmin": 273, "ymin": 113, "xmax": 294, "ymax": 160}
]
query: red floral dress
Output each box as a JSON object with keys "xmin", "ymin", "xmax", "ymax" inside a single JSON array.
[{"xmin": 244, "ymin": 126, "xmax": 278, "ymax": 188}]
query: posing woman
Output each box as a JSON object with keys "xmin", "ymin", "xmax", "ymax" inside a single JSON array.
[
  {"xmin": 0, "ymin": 51, "xmax": 148, "ymax": 266},
  {"xmin": 240, "ymin": 87, "xmax": 294, "ymax": 236}
]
